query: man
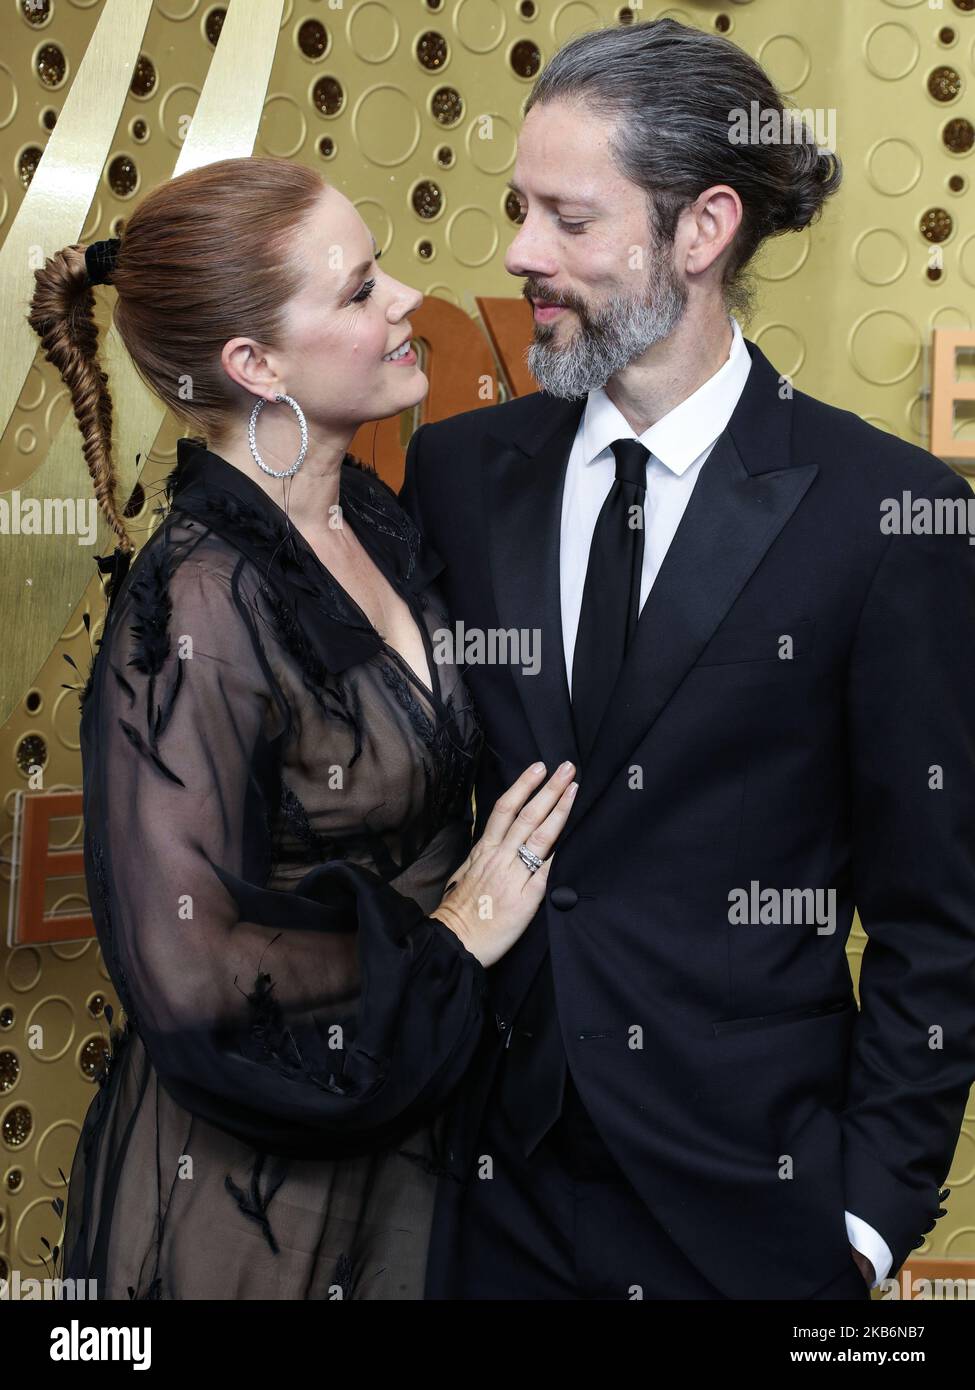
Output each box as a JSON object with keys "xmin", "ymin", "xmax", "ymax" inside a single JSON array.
[{"xmin": 400, "ymin": 18, "xmax": 975, "ymax": 1300}]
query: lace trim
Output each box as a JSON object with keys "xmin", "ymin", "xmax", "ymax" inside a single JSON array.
[
  {"xmin": 274, "ymin": 779, "xmax": 402, "ymax": 881},
  {"xmin": 342, "ymin": 454, "xmax": 422, "ymax": 583},
  {"xmin": 277, "ymin": 780, "xmax": 337, "ymax": 860},
  {"xmin": 379, "ymin": 659, "xmax": 437, "ymax": 746},
  {"xmin": 431, "ymin": 692, "xmax": 483, "ymax": 828},
  {"xmin": 377, "ymin": 659, "xmax": 482, "ymax": 832}
]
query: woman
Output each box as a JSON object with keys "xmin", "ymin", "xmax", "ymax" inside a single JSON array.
[{"xmin": 26, "ymin": 156, "xmax": 577, "ymax": 1299}]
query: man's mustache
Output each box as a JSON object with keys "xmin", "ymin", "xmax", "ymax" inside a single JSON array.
[{"xmin": 523, "ymin": 284, "xmax": 574, "ymax": 311}]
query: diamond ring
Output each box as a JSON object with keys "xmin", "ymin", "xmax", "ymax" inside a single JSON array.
[{"xmin": 517, "ymin": 843, "xmax": 543, "ymax": 873}]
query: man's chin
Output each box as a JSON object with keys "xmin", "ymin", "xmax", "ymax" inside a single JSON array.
[{"xmin": 525, "ymin": 366, "xmax": 603, "ymax": 399}]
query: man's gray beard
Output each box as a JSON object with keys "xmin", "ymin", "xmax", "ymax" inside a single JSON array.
[{"xmin": 525, "ymin": 258, "xmax": 689, "ymax": 400}]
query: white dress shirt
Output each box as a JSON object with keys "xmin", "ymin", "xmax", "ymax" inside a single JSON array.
[{"xmin": 558, "ymin": 313, "xmax": 892, "ymax": 1289}]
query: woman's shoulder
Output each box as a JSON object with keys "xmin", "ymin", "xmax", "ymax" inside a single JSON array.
[
  {"xmin": 125, "ymin": 517, "xmax": 259, "ymax": 612},
  {"xmin": 101, "ymin": 519, "xmax": 267, "ymax": 672}
]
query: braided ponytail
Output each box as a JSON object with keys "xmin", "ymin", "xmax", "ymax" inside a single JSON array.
[{"xmin": 26, "ymin": 242, "xmax": 134, "ymax": 554}]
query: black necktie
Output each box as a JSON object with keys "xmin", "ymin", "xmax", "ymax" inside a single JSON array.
[{"xmin": 571, "ymin": 438, "xmax": 650, "ymax": 765}]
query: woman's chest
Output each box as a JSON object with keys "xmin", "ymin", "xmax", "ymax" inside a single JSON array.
[{"xmin": 308, "ymin": 534, "xmax": 434, "ymax": 696}]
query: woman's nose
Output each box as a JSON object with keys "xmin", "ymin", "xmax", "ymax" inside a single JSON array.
[{"xmin": 390, "ymin": 284, "xmax": 423, "ymax": 318}]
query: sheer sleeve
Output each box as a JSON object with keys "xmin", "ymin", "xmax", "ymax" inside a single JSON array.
[{"xmin": 82, "ymin": 543, "xmax": 488, "ymax": 1161}]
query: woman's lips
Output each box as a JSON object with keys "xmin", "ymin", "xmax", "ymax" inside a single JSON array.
[{"xmin": 383, "ymin": 344, "xmax": 417, "ymax": 365}]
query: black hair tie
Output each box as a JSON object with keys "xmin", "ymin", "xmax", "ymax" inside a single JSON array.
[{"xmin": 85, "ymin": 238, "xmax": 121, "ymax": 286}]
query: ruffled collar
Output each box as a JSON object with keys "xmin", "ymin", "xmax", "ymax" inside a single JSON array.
[
  {"xmin": 168, "ymin": 436, "xmax": 443, "ymax": 590},
  {"xmin": 117, "ymin": 437, "xmax": 447, "ymax": 675}
]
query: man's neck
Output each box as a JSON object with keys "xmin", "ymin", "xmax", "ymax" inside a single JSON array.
[{"xmin": 602, "ymin": 304, "xmax": 735, "ymax": 436}]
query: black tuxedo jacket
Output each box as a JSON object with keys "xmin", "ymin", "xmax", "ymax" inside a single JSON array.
[{"xmin": 399, "ymin": 335, "xmax": 975, "ymax": 1299}]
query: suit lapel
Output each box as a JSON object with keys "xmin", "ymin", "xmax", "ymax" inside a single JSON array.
[
  {"xmin": 481, "ymin": 339, "xmax": 819, "ymax": 836},
  {"xmin": 484, "ymin": 396, "xmax": 586, "ymax": 774},
  {"xmin": 567, "ymin": 437, "xmax": 818, "ymax": 832}
]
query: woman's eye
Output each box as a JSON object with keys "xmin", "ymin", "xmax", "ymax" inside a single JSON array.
[{"xmin": 350, "ymin": 278, "xmax": 375, "ymax": 304}]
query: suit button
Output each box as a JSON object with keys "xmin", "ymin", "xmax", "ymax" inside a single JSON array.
[{"xmin": 550, "ymin": 885, "xmax": 578, "ymax": 911}]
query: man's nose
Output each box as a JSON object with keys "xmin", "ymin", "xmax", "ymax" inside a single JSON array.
[{"xmin": 504, "ymin": 220, "xmax": 557, "ymax": 280}]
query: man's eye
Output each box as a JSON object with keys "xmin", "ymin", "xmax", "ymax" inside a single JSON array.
[
  {"xmin": 511, "ymin": 209, "xmax": 587, "ymax": 234},
  {"xmin": 350, "ymin": 278, "xmax": 375, "ymax": 304}
]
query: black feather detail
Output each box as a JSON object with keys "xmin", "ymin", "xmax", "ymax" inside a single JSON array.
[
  {"xmin": 78, "ymin": 636, "xmax": 104, "ymax": 714},
  {"xmin": 224, "ymin": 1152, "xmax": 288, "ymax": 1256},
  {"xmin": 95, "ymin": 545, "xmax": 132, "ymax": 607},
  {"xmin": 128, "ymin": 1275, "xmax": 162, "ymax": 1300},
  {"xmin": 193, "ymin": 487, "xmax": 353, "ymax": 605},
  {"xmin": 236, "ymin": 964, "xmax": 352, "ymax": 1096},
  {"xmin": 152, "ymin": 656, "xmax": 183, "ymax": 741},
  {"xmin": 116, "ymin": 717, "xmax": 186, "ymax": 786},
  {"xmin": 111, "ymin": 663, "xmax": 137, "ymax": 707},
  {"xmin": 126, "ymin": 546, "xmax": 173, "ymax": 677}
]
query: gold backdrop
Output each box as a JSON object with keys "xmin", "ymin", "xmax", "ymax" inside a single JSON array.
[{"xmin": 1, "ymin": 0, "xmax": 974, "ymax": 1290}]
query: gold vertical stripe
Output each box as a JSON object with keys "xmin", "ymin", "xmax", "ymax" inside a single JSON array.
[{"xmin": 0, "ymin": 0, "xmax": 285, "ymax": 722}]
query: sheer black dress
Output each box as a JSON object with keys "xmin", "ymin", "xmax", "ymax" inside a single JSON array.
[{"xmin": 61, "ymin": 438, "xmax": 487, "ymax": 1299}]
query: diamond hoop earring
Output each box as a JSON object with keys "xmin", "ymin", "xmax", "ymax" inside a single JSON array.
[{"xmin": 248, "ymin": 392, "xmax": 308, "ymax": 479}]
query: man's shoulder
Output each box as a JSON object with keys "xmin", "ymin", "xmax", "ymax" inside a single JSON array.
[
  {"xmin": 791, "ymin": 385, "xmax": 966, "ymax": 499},
  {"xmin": 416, "ymin": 392, "xmax": 552, "ymax": 460}
]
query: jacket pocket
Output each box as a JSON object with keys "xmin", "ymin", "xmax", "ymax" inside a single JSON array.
[
  {"xmin": 712, "ymin": 996, "xmax": 854, "ymax": 1037},
  {"xmin": 695, "ymin": 617, "xmax": 814, "ymax": 667}
]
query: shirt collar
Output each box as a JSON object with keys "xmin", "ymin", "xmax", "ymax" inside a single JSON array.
[{"xmin": 580, "ymin": 314, "xmax": 752, "ymax": 476}]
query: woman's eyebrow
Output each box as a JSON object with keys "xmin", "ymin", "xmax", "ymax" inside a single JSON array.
[{"xmin": 337, "ymin": 237, "xmax": 381, "ymax": 296}]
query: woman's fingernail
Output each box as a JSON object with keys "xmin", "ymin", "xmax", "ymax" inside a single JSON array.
[
  {"xmin": 567, "ymin": 781, "xmax": 579, "ymax": 798},
  {"xmin": 560, "ymin": 760, "xmax": 573, "ymax": 772},
  {"xmin": 532, "ymin": 761, "xmax": 545, "ymax": 774}
]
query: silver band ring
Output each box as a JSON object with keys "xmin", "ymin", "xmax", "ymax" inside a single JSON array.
[{"xmin": 517, "ymin": 843, "xmax": 543, "ymax": 873}]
